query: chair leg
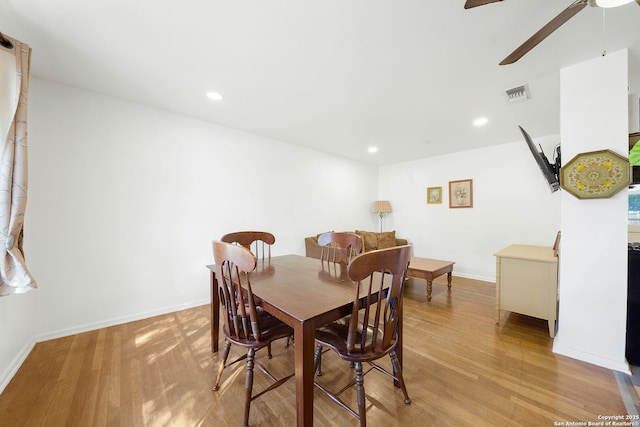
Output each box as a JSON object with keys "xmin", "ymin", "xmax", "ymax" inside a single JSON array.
[
  {"xmin": 212, "ymin": 340, "xmax": 232, "ymax": 391},
  {"xmin": 314, "ymin": 344, "xmax": 323, "ymax": 376},
  {"xmin": 355, "ymin": 361, "xmax": 366, "ymax": 427},
  {"xmin": 267, "ymin": 343, "xmax": 272, "ymax": 359},
  {"xmin": 389, "ymin": 350, "xmax": 411, "ymax": 404},
  {"xmin": 243, "ymin": 348, "xmax": 256, "ymax": 427}
]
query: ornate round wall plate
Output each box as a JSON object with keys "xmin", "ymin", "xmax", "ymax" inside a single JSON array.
[{"xmin": 560, "ymin": 149, "xmax": 630, "ymax": 199}]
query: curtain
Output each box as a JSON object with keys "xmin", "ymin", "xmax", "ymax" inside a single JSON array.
[{"xmin": 0, "ymin": 34, "xmax": 36, "ymax": 296}]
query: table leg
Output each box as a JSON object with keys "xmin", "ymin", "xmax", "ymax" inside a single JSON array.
[
  {"xmin": 210, "ymin": 270, "xmax": 219, "ymax": 353},
  {"xmin": 426, "ymin": 280, "xmax": 433, "ymax": 301},
  {"xmin": 447, "ymin": 271, "xmax": 452, "ymax": 289},
  {"xmin": 495, "ymin": 257, "xmax": 501, "ymax": 325},
  {"xmin": 294, "ymin": 321, "xmax": 315, "ymax": 426}
]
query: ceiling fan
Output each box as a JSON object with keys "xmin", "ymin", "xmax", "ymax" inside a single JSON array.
[{"xmin": 464, "ymin": 0, "xmax": 640, "ymax": 65}]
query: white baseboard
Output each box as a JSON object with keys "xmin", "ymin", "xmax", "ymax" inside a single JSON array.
[
  {"xmin": 553, "ymin": 342, "xmax": 631, "ymax": 375},
  {"xmin": 0, "ymin": 338, "xmax": 36, "ymax": 394},
  {"xmin": 452, "ymin": 271, "xmax": 496, "ymax": 283},
  {"xmin": 0, "ymin": 298, "xmax": 209, "ymax": 395},
  {"xmin": 34, "ymin": 298, "xmax": 209, "ymax": 343}
]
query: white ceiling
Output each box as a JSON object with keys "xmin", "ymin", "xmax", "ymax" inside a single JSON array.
[{"xmin": 1, "ymin": 0, "xmax": 640, "ymax": 165}]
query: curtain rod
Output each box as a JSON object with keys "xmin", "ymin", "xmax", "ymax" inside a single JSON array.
[{"xmin": 0, "ymin": 32, "xmax": 14, "ymax": 49}]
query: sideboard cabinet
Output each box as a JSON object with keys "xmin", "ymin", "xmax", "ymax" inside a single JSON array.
[{"xmin": 494, "ymin": 244, "xmax": 559, "ymax": 338}]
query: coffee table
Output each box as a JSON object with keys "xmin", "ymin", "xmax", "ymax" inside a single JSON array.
[{"xmin": 406, "ymin": 257, "xmax": 455, "ymax": 301}]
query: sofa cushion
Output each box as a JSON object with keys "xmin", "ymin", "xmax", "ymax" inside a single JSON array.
[
  {"xmin": 306, "ymin": 231, "xmax": 408, "ymax": 260},
  {"xmin": 356, "ymin": 230, "xmax": 378, "ymax": 251},
  {"xmin": 377, "ymin": 231, "xmax": 397, "ymax": 249}
]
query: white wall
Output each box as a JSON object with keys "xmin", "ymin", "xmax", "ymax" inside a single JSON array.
[
  {"xmin": 379, "ymin": 138, "xmax": 561, "ymax": 281},
  {"xmin": 0, "ymin": 78, "xmax": 379, "ymax": 391},
  {"xmin": 554, "ymin": 49, "xmax": 630, "ymax": 372}
]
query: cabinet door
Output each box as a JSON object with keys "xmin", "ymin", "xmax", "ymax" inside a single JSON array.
[{"xmin": 500, "ymin": 257, "xmax": 557, "ymax": 320}]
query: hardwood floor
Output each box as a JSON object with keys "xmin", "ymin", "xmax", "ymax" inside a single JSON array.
[{"xmin": 0, "ymin": 276, "xmax": 628, "ymax": 426}]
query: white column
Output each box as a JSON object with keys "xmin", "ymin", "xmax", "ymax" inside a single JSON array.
[{"xmin": 554, "ymin": 49, "xmax": 630, "ymax": 373}]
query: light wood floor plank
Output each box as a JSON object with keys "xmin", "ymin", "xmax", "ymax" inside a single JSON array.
[{"xmin": 0, "ymin": 275, "xmax": 630, "ymax": 426}]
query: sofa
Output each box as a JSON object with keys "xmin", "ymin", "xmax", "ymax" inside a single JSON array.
[{"xmin": 305, "ymin": 230, "xmax": 409, "ymax": 260}]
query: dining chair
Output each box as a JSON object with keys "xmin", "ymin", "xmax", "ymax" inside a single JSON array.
[
  {"xmin": 318, "ymin": 232, "xmax": 363, "ymax": 265},
  {"xmin": 311, "ymin": 232, "xmax": 365, "ymax": 365},
  {"xmin": 285, "ymin": 231, "xmax": 363, "ymax": 351},
  {"xmin": 221, "ymin": 231, "xmax": 275, "ymax": 265},
  {"xmin": 313, "ymin": 245, "xmax": 412, "ymax": 427},
  {"xmin": 211, "ymin": 240, "xmax": 294, "ymax": 427},
  {"xmin": 221, "ymin": 231, "xmax": 282, "ymax": 356}
]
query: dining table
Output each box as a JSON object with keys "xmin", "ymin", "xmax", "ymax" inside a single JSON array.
[{"xmin": 207, "ymin": 254, "xmax": 404, "ymax": 427}]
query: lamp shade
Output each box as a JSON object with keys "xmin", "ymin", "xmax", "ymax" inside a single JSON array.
[{"xmin": 373, "ymin": 200, "xmax": 392, "ymax": 214}]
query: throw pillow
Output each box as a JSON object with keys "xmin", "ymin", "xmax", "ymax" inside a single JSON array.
[
  {"xmin": 356, "ymin": 230, "xmax": 378, "ymax": 252},
  {"xmin": 377, "ymin": 231, "xmax": 397, "ymax": 249}
]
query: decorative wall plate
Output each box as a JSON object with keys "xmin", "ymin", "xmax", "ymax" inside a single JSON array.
[{"xmin": 560, "ymin": 149, "xmax": 629, "ymax": 199}]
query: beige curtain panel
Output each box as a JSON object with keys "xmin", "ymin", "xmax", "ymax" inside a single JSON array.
[{"xmin": 0, "ymin": 33, "xmax": 36, "ymax": 296}]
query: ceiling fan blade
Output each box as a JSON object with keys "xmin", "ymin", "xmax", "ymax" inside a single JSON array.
[
  {"xmin": 464, "ymin": 0, "xmax": 503, "ymax": 9},
  {"xmin": 499, "ymin": 0, "xmax": 587, "ymax": 65}
]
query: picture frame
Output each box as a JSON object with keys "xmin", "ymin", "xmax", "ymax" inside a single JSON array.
[
  {"xmin": 449, "ymin": 179, "xmax": 473, "ymax": 208},
  {"xmin": 427, "ymin": 186, "xmax": 442, "ymax": 204}
]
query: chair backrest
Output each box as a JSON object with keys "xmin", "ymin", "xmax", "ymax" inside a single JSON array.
[
  {"xmin": 221, "ymin": 231, "xmax": 275, "ymax": 263},
  {"xmin": 318, "ymin": 232, "xmax": 363, "ymax": 265},
  {"xmin": 345, "ymin": 245, "xmax": 412, "ymax": 355},
  {"xmin": 212, "ymin": 240, "xmax": 262, "ymax": 342}
]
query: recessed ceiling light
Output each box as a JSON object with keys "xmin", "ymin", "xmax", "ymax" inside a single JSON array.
[
  {"xmin": 368, "ymin": 147, "xmax": 378, "ymax": 153},
  {"xmin": 473, "ymin": 117, "xmax": 488, "ymax": 126},
  {"xmin": 207, "ymin": 91, "xmax": 223, "ymax": 101}
]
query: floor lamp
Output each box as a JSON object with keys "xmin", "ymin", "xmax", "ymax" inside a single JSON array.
[{"xmin": 373, "ymin": 200, "xmax": 392, "ymax": 233}]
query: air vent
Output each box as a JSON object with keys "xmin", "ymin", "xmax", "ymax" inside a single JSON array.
[{"xmin": 505, "ymin": 84, "xmax": 530, "ymax": 103}]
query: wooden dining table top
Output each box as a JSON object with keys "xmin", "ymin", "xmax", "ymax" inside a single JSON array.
[{"xmin": 244, "ymin": 255, "xmax": 367, "ymax": 320}]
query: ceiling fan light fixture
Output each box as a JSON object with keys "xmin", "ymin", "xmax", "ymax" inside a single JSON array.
[{"xmin": 591, "ymin": 0, "xmax": 634, "ymax": 7}]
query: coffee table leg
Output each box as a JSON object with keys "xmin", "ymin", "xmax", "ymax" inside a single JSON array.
[
  {"xmin": 447, "ymin": 272, "xmax": 452, "ymax": 289},
  {"xmin": 427, "ymin": 280, "xmax": 432, "ymax": 301}
]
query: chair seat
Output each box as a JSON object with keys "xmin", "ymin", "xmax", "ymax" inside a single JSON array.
[
  {"xmin": 222, "ymin": 314, "xmax": 293, "ymax": 349},
  {"xmin": 315, "ymin": 319, "xmax": 397, "ymax": 363}
]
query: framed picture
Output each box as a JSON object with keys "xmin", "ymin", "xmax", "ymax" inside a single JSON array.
[
  {"xmin": 427, "ymin": 186, "xmax": 442, "ymax": 204},
  {"xmin": 449, "ymin": 179, "xmax": 473, "ymax": 208}
]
